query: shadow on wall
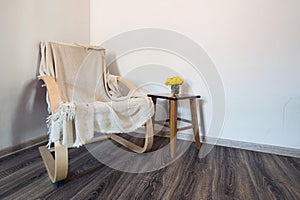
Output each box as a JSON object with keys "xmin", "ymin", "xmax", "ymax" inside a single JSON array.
[
  {"xmin": 11, "ymin": 79, "xmax": 48, "ymax": 146},
  {"xmin": 198, "ymin": 99, "xmax": 206, "ymax": 141},
  {"xmin": 11, "ymin": 54, "xmax": 48, "ymax": 146}
]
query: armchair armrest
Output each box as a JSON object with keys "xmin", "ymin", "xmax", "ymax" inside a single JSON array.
[
  {"xmin": 38, "ymin": 75, "xmax": 62, "ymax": 113},
  {"xmin": 116, "ymin": 76, "xmax": 139, "ymax": 91}
]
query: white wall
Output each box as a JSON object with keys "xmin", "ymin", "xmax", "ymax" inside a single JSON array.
[
  {"xmin": 0, "ymin": 0, "xmax": 90, "ymax": 150},
  {"xmin": 91, "ymin": 0, "xmax": 300, "ymax": 149}
]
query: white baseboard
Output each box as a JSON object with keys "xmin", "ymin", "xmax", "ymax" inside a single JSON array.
[
  {"xmin": 2, "ymin": 132, "xmax": 298, "ymax": 159},
  {"xmin": 206, "ymin": 137, "xmax": 300, "ymax": 158},
  {"xmin": 0, "ymin": 135, "xmax": 47, "ymax": 159},
  {"xmin": 155, "ymin": 131, "xmax": 300, "ymax": 158}
]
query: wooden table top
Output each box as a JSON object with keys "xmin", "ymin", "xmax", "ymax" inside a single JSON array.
[{"xmin": 147, "ymin": 93, "xmax": 201, "ymax": 100}]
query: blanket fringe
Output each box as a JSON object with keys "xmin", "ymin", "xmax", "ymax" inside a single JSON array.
[{"xmin": 46, "ymin": 102, "xmax": 76, "ymax": 148}]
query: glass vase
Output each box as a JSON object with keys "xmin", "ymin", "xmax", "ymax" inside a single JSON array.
[{"xmin": 171, "ymin": 84, "xmax": 180, "ymax": 96}]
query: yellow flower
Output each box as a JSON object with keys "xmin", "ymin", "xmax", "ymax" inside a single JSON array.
[{"xmin": 165, "ymin": 76, "xmax": 184, "ymax": 85}]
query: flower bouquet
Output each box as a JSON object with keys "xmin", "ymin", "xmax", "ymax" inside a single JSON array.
[{"xmin": 165, "ymin": 76, "xmax": 184, "ymax": 95}]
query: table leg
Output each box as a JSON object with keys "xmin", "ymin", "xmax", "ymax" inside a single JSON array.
[
  {"xmin": 169, "ymin": 100, "xmax": 178, "ymax": 158},
  {"xmin": 151, "ymin": 97, "xmax": 157, "ymax": 129},
  {"xmin": 190, "ymin": 99, "xmax": 201, "ymax": 149},
  {"xmin": 151, "ymin": 97, "xmax": 157, "ymax": 107}
]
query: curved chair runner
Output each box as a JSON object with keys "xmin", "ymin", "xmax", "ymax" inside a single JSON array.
[{"xmin": 38, "ymin": 42, "xmax": 154, "ymax": 183}]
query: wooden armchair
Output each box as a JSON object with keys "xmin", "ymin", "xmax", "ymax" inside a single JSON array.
[{"xmin": 38, "ymin": 41, "xmax": 154, "ymax": 183}]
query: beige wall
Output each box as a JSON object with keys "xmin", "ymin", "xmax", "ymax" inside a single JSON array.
[
  {"xmin": 0, "ymin": 0, "xmax": 90, "ymax": 150},
  {"xmin": 90, "ymin": 0, "xmax": 300, "ymax": 149},
  {"xmin": 1, "ymin": 0, "xmax": 299, "ymax": 151}
]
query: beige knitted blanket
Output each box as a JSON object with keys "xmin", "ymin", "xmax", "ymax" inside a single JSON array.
[{"xmin": 39, "ymin": 41, "xmax": 154, "ymax": 147}]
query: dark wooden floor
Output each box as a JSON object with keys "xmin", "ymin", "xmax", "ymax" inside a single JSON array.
[{"xmin": 0, "ymin": 136, "xmax": 299, "ymax": 200}]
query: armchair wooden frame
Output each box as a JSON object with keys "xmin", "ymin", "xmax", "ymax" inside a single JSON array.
[{"xmin": 38, "ymin": 76, "xmax": 154, "ymax": 183}]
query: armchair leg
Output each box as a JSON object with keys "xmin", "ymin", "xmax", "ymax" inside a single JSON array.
[
  {"xmin": 39, "ymin": 141, "xmax": 68, "ymax": 183},
  {"xmin": 110, "ymin": 119, "xmax": 154, "ymax": 153}
]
